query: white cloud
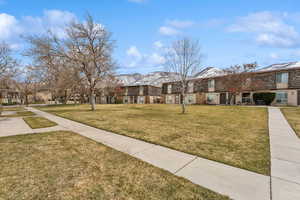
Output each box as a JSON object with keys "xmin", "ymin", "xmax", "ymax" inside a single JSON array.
[
  {"xmin": 126, "ymin": 46, "xmax": 142, "ymax": 59},
  {"xmin": 228, "ymin": 11, "xmax": 300, "ymax": 48},
  {"xmin": 166, "ymin": 19, "xmax": 194, "ymax": 29},
  {"xmin": 125, "ymin": 46, "xmax": 165, "ymax": 68},
  {"xmin": 153, "ymin": 41, "xmax": 163, "ymax": 49},
  {"xmin": 159, "ymin": 26, "xmax": 180, "ymax": 36},
  {"xmin": 0, "ymin": 13, "xmax": 21, "ymax": 40},
  {"xmin": 148, "ymin": 53, "xmax": 165, "ymax": 65},
  {"xmin": 159, "ymin": 19, "xmax": 195, "ymax": 36},
  {"xmin": 0, "ymin": 10, "xmax": 77, "ymax": 49},
  {"xmin": 256, "ymin": 33, "xmax": 299, "ymax": 48},
  {"xmin": 269, "ymin": 53, "xmax": 279, "ymax": 59},
  {"xmin": 22, "ymin": 10, "xmax": 77, "ymax": 39}
]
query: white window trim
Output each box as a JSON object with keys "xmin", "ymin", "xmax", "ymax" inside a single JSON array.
[
  {"xmin": 208, "ymin": 79, "xmax": 215, "ymax": 89},
  {"xmin": 276, "ymin": 72, "xmax": 289, "ymax": 84},
  {"xmin": 188, "ymin": 82, "xmax": 194, "ymax": 93},
  {"xmin": 167, "ymin": 84, "xmax": 172, "ymax": 94},
  {"xmin": 276, "ymin": 92, "xmax": 288, "ymax": 104}
]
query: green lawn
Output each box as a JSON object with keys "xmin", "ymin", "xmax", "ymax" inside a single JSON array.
[
  {"xmin": 23, "ymin": 116, "xmax": 57, "ymax": 129},
  {"xmin": 281, "ymin": 107, "xmax": 300, "ymax": 137},
  {"xmin": 0, "ymin": 131, "xmax": 228, "ymax": 200},
  {"xmin": 39, "ymin": 104, "xmax": 270, "ymax": 175}
]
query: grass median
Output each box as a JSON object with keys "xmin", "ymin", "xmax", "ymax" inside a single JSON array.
[
  {"xmin": 23, "ymin": 116, "xmax": 57, "ymax": 129},
  {"xmin": 39, "ymin": 104, "xmax": 270, "ymax": 175}
]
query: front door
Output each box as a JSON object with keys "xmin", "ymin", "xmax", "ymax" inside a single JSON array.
[
  {"xmin": 134, "ymin": 96, "xmax": 138, "ymax": 104},
  {"xmin": 220, "ymin": 93, "xmax": 227, "ymax": 104},
  {"xmin": 130, "ymin": 96, "xmax": 134, "ymax": 104}
]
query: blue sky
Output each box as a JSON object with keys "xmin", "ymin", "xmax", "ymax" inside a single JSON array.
[{"xmin": 1, "ymin": 0, "xmax": 300, "ymax": 74}]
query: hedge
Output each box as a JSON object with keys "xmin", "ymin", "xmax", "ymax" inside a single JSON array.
[{"xmin": 253, "ymin": 92, "xmax": 276, "ymax": 105}]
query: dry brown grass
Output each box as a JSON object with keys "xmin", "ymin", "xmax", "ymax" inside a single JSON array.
[
  {"xmin": 0, "ymin": 107, "xmax": 36, "ymax": 117},
  {"xmin": 0, "ymin": 111, "xmax": 35, "ymax": 117},
  {"xmin": 0, "ymin": 131, "xmax": 229, "ymax": 200},
  {"xmin": 2, "ymin": 106, "xmax": 24, "ymax": 111},
  {"xmin": 281, "ymin": 107, "xmax": 300, "ymax": 137},
  {"xmin": 39, "ymin": 104, "xmax": 270, "ymax": 175},
  {"xmin": 23, "ymin": 116, "xmax": 57, "ymax": 129}
]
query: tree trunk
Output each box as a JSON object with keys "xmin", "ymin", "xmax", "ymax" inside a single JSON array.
[
  {"xmin": 0, "ymin": 99, "xmax": 2, "ymax": 115},
  {"xmin": 230, "ymin": 94, "xmax": 235, "ymax": 105},
  {"xmin": 181, "ymin": 92, "xmax": 186, "ymax": 114},
  {"xmin": 64, "ymin": 90, "xmax": 68, "ymax": 104},
  {"xmin": 90, "ymin": 92, "xmax": 96, "ymax": 111},
  {"xmin": 181, "ymin": 102, "xmax": 186, "ymax": 114},
  {"xmin": 74, "ymin": 95, "xmax": 77, "ymax": 105},
  {"xmin": 25, "ymin": 95, "xmax": 29, "ymax": 106}
]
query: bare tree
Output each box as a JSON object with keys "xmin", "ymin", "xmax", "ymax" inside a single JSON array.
[
  {"xmin": 19, "ymin": 69, "xmax": 34, "ymax": 106},
  {"xmin": 24, "ymin": 34, "xmax": 85, "ymax": 105},
  {"xmin": 48, "ymin": 14, "xmax": 116, "ymax": 111},
  {"xmin": 0, "ymin": 43, "xmax": 18, "ymax": 113},
  {"xmin": 164, "ymin": 38, "xmax": 202, "ymax": 114},
  {"xmin": 222, "ymin": 63, "xmax": 257, "ymax": 104},
  {"xmin": 0, "ymin": 42, "xmax": 18, "ymax": 78},
  {"xmin": 24, "ymin": 35, "xmax": 62, "ymax": 103}
]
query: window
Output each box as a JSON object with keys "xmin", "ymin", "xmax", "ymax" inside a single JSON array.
[
  {"xmin": 188, "ymin": 82, "xmax": 194, "ymax": 93},
  {"xmin": 208, "ymin": 79, "xmax": 215, "ymax": 89},
  {"xmin": 242, "ymin": 93, "xmax": 251, "ymax": 104},
  {"xmin": 207, "ymin": 94, "xmax": 215, "ymax": 103},
  {"xmin": 188, "ymin": 95, "xmax": 193, "ymax": 103},
  {"xmin": 139, "ymin": 86, "xmax": 144, "ymax": 96},
  {"xmin": 276, "ymin": 92, "xmax": 288, "ymax": 104},
  {"xmin": 175, "ymin": 95, "xmax": 179, "ymax": 104},
  {"xmin": 186, "ymin": 95, "xmax": 195, "ymax": 104},
  {"xmin": 124, "ymin": 96, "xmax": 129, "ymax": 103},
  {"xmin": 138, "ymin": 96, "xmax": 144, "ymax": 104},
  {"xmin": 167, "ymin": 84, "xmax": 172, "ymax": 94},
  {"xmin": 167, "ymin": 95, "xmax": 173, "ymax": 103},
  {"xmin": 276, "ymin": 72, "xmax": 288, "ymax": 84},
  {"xmin": 244, "ymin": 78, "xmax": 251, "ymax": 88}
]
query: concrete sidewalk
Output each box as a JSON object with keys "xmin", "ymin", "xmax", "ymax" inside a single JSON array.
[
  {"xmin": 25, "ymin": 107, "xmax": 270, "ymax": 200},
  {"xmin": 0, "ymin": 116, "xmax": 68, "ymax": 137},
  {"xmin": 268, "ymin": 107, "xmax": 300, "ymax": 200}
]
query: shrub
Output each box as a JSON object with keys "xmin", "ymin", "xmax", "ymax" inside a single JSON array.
[
  {"xmin": 1, "ymin": 102, "xmax": 19, "ymax": 106},
  {"xmin": 253, "ymin": 92, "xmax": 276, "ymax": 105},
  {"xmin": 115, "ymin": 98, "xmax": 123, "ymax": 104}
]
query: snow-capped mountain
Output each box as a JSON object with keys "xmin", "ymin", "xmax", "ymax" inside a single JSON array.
[
  {"xmin": 116, "ymin": 62, "xmax": 300, "ymax": 87},
  {"xmin": 117, "ymin": 67, "xmax": 224, "ymax": 87},
  {"xmin": 257, "ymin": 62, "xmax": 300, "ymax": 72},
  {"xmin": 117, "ymin": 73, "xmax": 143, "ymax": 85},
  {"xmin": 193, "ymin": 67, "xmax": 224, "ymax": 78}
]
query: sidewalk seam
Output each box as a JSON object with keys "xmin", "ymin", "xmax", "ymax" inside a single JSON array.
[{"xmin": 174, "ymin": 156, "xmax": 198, "ymax": 174}]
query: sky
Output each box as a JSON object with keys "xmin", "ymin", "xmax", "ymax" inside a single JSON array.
[{"xmin": 1, "ymin": 0, "xmax": 300, "ymax": 74}]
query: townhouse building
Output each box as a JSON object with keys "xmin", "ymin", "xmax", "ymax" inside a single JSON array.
[
  {"xmin": 0, "ymin": 79, "xmax": 21, "ymax": 105},
  {"xmin": 122, "ymin": 85, "xmax": 162, "ymax": 104},
  {"xmin": 0, "ymin": 88, "xmax": 21, "ymax": 105},
  {"xmin": 162, "ymin": 62, "xmax": 300, "ymax": 106}
]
